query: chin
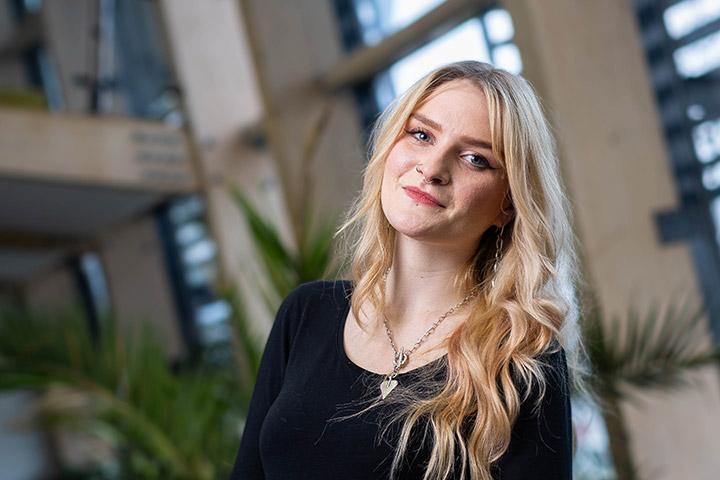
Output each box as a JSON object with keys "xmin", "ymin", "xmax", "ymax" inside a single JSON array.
[{"xmin": 390, "ymin": 222, "xmax": 444, "ymax": 242}]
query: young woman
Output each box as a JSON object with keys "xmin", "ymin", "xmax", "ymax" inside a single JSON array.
[{"xmin": 231, "ymin": 61, "xmax": 579, "ymax": 480}]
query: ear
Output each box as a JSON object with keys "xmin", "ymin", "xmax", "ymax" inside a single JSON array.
[
  {"xmin": 494, "ymin": 206, "xmax": 514, "ymax": 228},
  {"xmin": 493, "ymin": 193, "xmax": 515, "ymax": 228}
]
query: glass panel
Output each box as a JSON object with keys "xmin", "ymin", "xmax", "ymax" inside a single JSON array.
[
  {"xmin": 79, "ymin": 252, "xmax": 111, "ymax": 321},
  {"xmin": 687, "ymin": 104, "xmax": 706, "ymax": 122},
  {"xmin": 176, "ymin": 222, "xmax": 207, "ymax": 246},
  {"xmin": 572, "ymin": 398, "xmax": 616, "ymax": 479},
  {"xmin": 35, "ymin": 47, "xmax": 65, "ymax": 112},
  {"xmin": 484, "ymin": 8, "xmax": 514, "ymax": 44},
  {"xmin": 387, "ymin": 18, "xmax": 490, "ymax": 99},
  {"xmin": 664, "ymin": 0, "xmax": 720, "ymax": 40},
  {"xmin": 23, "ymin": 0, "xmax": 42, "ymax": 13},
  {"xmin": 182, "ymin": 239, "xmax": 218, "ymax": 266},
  {"xmin": 692, "ymin": 117, "xmax": 720, "ymax": 164},
  {"xmin": 373, "ymin": 7, "xmax": 521, "ymax": 110},
  {"xmin": 353, "ymin": 0, "xmax": 446, "ymax": 45},
  {"xmin": 491, "ymin": 43, "xmax": 522, "ymax": 74},
  {"xmin": 702, "ymin": 162, "xmax": 720, "ymax": 190},
  {"xmin": 673, "ymin": 30, "xmax": 720, "ymax": 78}
]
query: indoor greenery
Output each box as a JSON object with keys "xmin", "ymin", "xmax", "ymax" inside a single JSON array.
[
  {"xmin": 0, "ymin": 309, "xmax": 239, "ymax": 479},
  {"xmin": 581, "ymin": 296, "xmax": 720, "ymax": 480},
  {"xmin": 2, "ymin": 194, "xmax": 720, "ymax": 478},
  {"xmin": 229, "ymin": 186, "xmax": 339, "ymax": 314},
  {"xmin": 0, "ymin": 191, "xmax": 338, "ymax": 479}
]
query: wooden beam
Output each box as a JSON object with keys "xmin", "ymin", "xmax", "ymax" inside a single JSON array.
[
  {"xmin": 321, "ymin": 0, "xmax": 493, "ymax": 90},
  {"xmin": 160, "ymin": 0, "xmax": 288, "ymax": 335},
  {"xmin": 0, "ymin": 107, "xmax": 199, "ymax": 193}
]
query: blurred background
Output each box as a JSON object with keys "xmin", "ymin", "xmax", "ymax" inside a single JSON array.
[{"xmin": 0, "ymin": 0, "xmax": 719, "ymax": 479}]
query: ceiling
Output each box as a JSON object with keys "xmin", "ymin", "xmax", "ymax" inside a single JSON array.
[{"xmin": 0, "ymin": 176, "xmax": 168, "ymax": 283}]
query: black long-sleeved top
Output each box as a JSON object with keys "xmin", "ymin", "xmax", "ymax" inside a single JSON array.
[{"xmin": 230, "ymin": 281, "xmax": 572, "ymax": 479}]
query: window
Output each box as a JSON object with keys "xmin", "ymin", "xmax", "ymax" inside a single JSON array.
[
  {"xmin": 353, "ymin": 0, "xmax": 446, "ymax": 45},
  {"xmin": 157, "ymin": 195, "xmax": 233, "ymax": 361},
  {"xmin": 377, "ymin": 9, "xmax": 521, "ymax": 109},
  {"xmin": 636, "ymin": 0, "xmax": 720, "ymax": 331},
  {"xmin": 336, "ymin": 1, "xmax": 522, "ymax": 123}
]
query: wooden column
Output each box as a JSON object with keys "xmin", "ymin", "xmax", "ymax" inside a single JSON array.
[
  {"xmin": 99, "ymin": 217, "xmax": 186, "ymax": 361},
  {"xmin": 239, "ymin": 0, "xmax": 365, "ymax": 240},
  {"xmin": 159, "ymin": 0, "xmax": 293, "ymax": 334},
  {"xmin": 503, "ymin": 0, "xmax": 720, "ymax": 478}
]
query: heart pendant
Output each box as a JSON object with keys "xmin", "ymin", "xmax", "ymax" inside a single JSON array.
[{"xmin": 380, "ymin": 378, "xmax": 398, "ymax": 399}]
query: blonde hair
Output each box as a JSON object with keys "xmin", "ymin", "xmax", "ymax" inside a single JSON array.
[{"xmin": 339, "ymin": 61, "xmax": 579, "ymax": 480}]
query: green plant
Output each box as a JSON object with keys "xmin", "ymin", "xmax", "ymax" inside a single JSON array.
[
  {"xmin": 0, "ymin": 87, "xmax": 47, "ymax": 109},
  {"xmin": 580, "ymin": 298, "xmax": 720, "ymax": 480},
  {"xmin": 0, "ymin": 189, "xmax": 341, "ymax": 479},
  {"xmin": 229, "ymin": 97, "xmax": 339, "ymax": 315},
  {"xmin": 230, "ymin": 186, "xmax": 339, "ymax": 313},
  {"xmin": 0, "ymin": 309, "xmax": 242, "ymax": 479}
]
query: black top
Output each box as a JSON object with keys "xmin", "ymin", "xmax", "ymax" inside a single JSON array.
[{"xmin": 230, "ymin": 281, "xmax": 572, "ymax": 480}]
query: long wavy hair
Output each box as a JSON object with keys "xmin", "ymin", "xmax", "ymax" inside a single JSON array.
[{"xmin": 338, "ymin": 61, "xmax": 580, "ymax": 480}]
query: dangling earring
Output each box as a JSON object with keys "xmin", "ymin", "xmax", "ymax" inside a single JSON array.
[{"xmin": 491, "ymin": 224, "xmax": 504, "ymax": 288}]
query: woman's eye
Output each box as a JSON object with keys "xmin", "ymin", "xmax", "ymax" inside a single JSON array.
[
  {"xmin": 464, "ymin": 154, "xmax": 492, "ymax": 169},
  {"xmin": 408, "ymin": 129, "xmax": 431, "ymax": 143}
]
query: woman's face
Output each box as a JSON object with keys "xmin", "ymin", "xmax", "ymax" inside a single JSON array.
[{"xmin": 381, "ymin": 79, "xmax": 511, "ymax": 255}]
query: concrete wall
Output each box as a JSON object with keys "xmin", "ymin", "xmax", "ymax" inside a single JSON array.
[
  {"xmin": 24, "ymin": 266, "xmax": 79, "ymax": 314},
  {"xmin": 504, "ymin": 0, "xmax": 720, "ymax": 478},
  {"xmin": 100, "ymin": 217, "xmax": 185, "ymax": 361}
]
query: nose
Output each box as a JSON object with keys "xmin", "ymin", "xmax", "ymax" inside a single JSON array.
[{"xmin": 415, "ymin": 148, "xmax": 451, "ymax": 185}]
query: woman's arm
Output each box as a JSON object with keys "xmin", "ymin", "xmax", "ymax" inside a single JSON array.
[
  {"xmin": 229, "ymin": 291, "xmax": 301, "ymax": 479},
  {"xmin": 493, "ymin": 349, "xmax": 573, "ymax": 480}
]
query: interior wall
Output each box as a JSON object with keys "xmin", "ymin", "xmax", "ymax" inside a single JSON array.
[
  {"xmin": 99, "ymin": 216, "xmax": 185, "ymax": 361},
  {"xmin": 154, "ymin": 1, "xmax": 375, "ymax": 350},
  {"xmin": 503, "ymin": 0, "xmax": 720, "ymax": 478},
  {"xmin": 24, "ymin": 265, "xmax": 80, "ymax": 314},
  {"xmin": 0, "ymin": 1, "xmax": 27, "ymax": 88}
]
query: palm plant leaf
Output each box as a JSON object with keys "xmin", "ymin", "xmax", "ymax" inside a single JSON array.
[
  {"xmin": 298, "ymin": 214, "xmax": 339, "ymax": 283},
  {"xmin": 229, "ymin": 185, "xmax": 340, "ymax": 308},
  {"xmin": 230, "ymin": 186, "xmax": 298, "ymax": 300},
  {"xmin": 0, "ymin": 308, "xmax": 241, "ymax": 479},
  {"xmin": 583, "ymin": 298, "xmax": 720, "ymax": 402}
]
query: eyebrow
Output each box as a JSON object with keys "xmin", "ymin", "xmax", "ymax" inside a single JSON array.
[{"xmin": 410, "ymin": 113, "xmax": 493, "ymax": 150}]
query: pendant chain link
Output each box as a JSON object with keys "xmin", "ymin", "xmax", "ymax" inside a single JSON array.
[
  {"xmin": 381, "ymin": 270, "xmax": 478, "ymax": 383},
  {"xmin": 382, "ymin": 288, "xmax": 477, "ymax": 367}
]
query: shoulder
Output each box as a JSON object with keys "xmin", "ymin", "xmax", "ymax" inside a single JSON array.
[
  {"xmin": 512, "ymin": 345, "xmax": 569, "ymax": 396},
  {"xmin": 272, "ymin": 280, "xmax": 352, "ymax": 337},
  {"xmin": 538, "ymin": 347, "xmax": 569, "ymax": 389},
  {"xmin": 520, "ymin": 347, "xmax": 570, "ymax": 411},
  {"xmin": 280, "ymin": 280, "xmax": 352, "ymax": 314}
]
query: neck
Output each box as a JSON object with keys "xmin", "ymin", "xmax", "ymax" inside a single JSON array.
[{"xmin": 384, "ymin": 235, "xmax": 476, "ymax": 327}]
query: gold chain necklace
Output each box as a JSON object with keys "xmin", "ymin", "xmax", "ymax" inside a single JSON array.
[{"xmin": 379, "ymin": 287, "xmax": 478, "ymax": 399}]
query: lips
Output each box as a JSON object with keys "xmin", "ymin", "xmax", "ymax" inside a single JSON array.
[{"xmin": 403, "ymin": 186, "xmax": 445, "ymax": 208}]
